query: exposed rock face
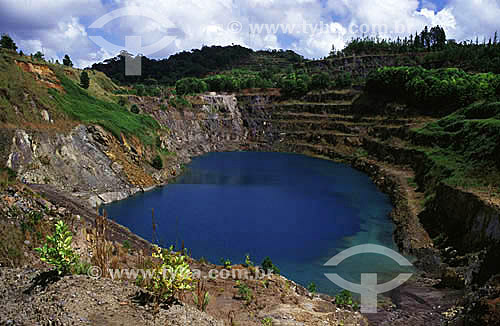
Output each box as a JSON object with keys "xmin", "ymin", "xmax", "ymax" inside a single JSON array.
[
  {"xmin": 421, "ymin": 183, "xmax": 500, "ymax": 253},
  {"xmin": 6, "ymin": 126, "xmax": 141, "ymax": 207}
]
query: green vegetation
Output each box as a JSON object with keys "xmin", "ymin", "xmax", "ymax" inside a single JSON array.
[
  {"xmin": 168, "ymin": 95, "xmax": 192, "ymax": 108},
  {"xmin": 331, "ymin": 26, "xmax": 500, "ymax": 74},
  {"xmin": 220, "ymin": 258, "xmax": 232, "ymax": 269},
  {"xmin": 366, "ymin": 66, "xmax": 500, "ymax": 115},
  {"xmin": 147, "ymin": 245, "xmax": 193, "ymax": 303},
  {"xmin": 130, "ymin": 104, "xmax": 140, "ymax": 114},
  {"xmin": 334, "ymin": 290, "xmax": 359, "ymax": 310},
  {"xmin": 261, "ymin": 257, "xmax": 280, "ymax": 275},
  {"xmin": 235, "ymin": 281, "xmax": 253, "ymax": 304},
  {"xmin": 193, "ymin": 280, "xmax": 210, "ymax": 312},
  {"xmin": 333, "ymin": 26, "xmax": 447, "ymax": 57},
  {"xmin": 122, "ymin": 240, "xmax": 131, "ymax": 250},
  {"xmin": 49, "ymin": 73, "xmax": 159, "ymax": 144},
  {"xmin": 0, "ymin": 34, "xmax": 18, "ymax": 51},
  {"xmin": 152, "ymin": 155, "xmax": 163, "ymax": 170},
  {"xmin": 92, "ymin": 45, "xmax": 303, "ymax": 85},
  {"xmin": 80, "ymin": 71, "xmax": 90, "ymax": 89},
  {"xmin": 0, "ymin": 167, "xmax": 16, "ymax": 189},
  {"xmin": 261, "ymin": 317, "xmax": 274, "ymax": 326},
  {"xmin": 63, "ymin": 54, "xmax": 73, "ymax": 67},
  {"xmin": 35, "ymin": 220, "xmax": 78, "ymax": 275},
  {"xmin": 243, "ymin": 254, "xmax": 254, "ymax": 267},
  {"xmin": 33, "ymin": 51, "xmax": 45, "ymax": 61},
  {"xmin": 307, "ymin": 282, "xmax": 317, "ymax": 293},
  {"xmin": 72, "ymin": 258, "xmax": 92, "ymax": 275},
  {"xmin": 412, "ymin": 101, "xmax": 500, "ymax": 189},
  {"xmin": 176, "ymin": 77, "xmax": 208, "ymax": 95}
]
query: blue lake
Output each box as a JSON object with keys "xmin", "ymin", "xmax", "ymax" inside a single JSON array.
[{"xmin": 104, "ymin": 152, "xmax": 412, "ymax": 295}]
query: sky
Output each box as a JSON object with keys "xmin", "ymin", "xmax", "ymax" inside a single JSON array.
[{"xmin": 1, "ymin": 0, "xmax": 499, "ymax": 68}]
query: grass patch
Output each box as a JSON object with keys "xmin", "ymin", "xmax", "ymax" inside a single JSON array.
[
  {"xmin": 49, "ymin": 74, "xmax": 159, "ymax": 144},
  {"xmin": 411, "ymin": 101, "xmax": 500, "ymax": 191}
]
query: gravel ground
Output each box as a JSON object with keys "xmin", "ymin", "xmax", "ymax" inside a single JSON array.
[{"xmin": 0, "ymin": 267, "xmax": 223, "ymax": 326}]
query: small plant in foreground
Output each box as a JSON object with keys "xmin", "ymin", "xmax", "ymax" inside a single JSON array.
[
  {"xmin": 334, "ymin": 290, "xmax": 359, "ymax": 310},
  {"xmin": 193, "ymin": 280, "xmax": 211, "ymax": 312},
  {"xmin": 307, "ymin": 282, "xmax": 317, "ymax": 294},
  {"xmin": 72, "ymin": 258, "xmax": 92, "ymax": 275},
  {"xmin": 35, "ymin": 220, "xmax": 77, "ymax": 275},
  {"xmin": 262, "ymin": 317, "xmax": 273, "ymax": 326},
  {"xmin": 235, "ymin": 281, "xmax": 253, "ymax": 304},
  {"xmin": 147, "ymin": 245, "xmax": 193, "ymax": 304}
]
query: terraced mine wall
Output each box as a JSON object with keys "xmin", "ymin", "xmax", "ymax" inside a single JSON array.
[{"xmin": 5, "ymin": 90, "xmax": 500, "ymax": 258}]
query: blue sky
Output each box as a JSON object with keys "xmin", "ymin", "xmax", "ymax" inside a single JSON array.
[{"xmin": 1, "ymin": 0, "xmax": 499, "ymax": 67}]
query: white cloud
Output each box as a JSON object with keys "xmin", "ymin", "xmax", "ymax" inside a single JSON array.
[{"xmin": 2, "ymin": 0, "xmax": 500, "ymax": 66}]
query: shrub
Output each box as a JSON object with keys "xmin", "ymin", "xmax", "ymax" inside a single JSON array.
[
  {"xmin": 311, "ymin": 72, "xmax": 330, "ymax": 90},
  {"xmin": 130, "ymin": 104, "xmax": 140, "ymax": 114},
  {"xmin": 193, "ymin": 280, "xmax": 210, "ymax": 312},
  {"xmin": 63, "ymin": 54, "xmax": 73, "ymax": 67},
  {"xmin": 334, "ymin": 290, "xmax": 359, "ymax": 310},
  {"xmin": 168, "ymin": 96, "xmax": 192, "ymax": 108},
  {"xmin": 243, "ymin": 254, "xmax": 253, "ymax": 267},
  {"xmin": 365, "ymin": 67, "xmax": 500, "ymax": 115},
  {"xmin": 334, "ymin": 72, "xmax": 352, "ymax": 88},
  {"xmin": 35, "ymin": 220, "xmax": 77, "ymax": 275},
  {"xmin": 261, "ymin": 257, "xmax": 280, "ymax": 274},
  {"xmin": 80, "ymin": 71, "xmax": 90, "ymax": 89},
  {"xmin": 152, "ymin": 155, "xmax": 163, "ymax": 170},
  {"xmin": 220, "ymin": 258, "xmax": 232, "ymax": 269},
  {"xmin": 176, "ymin": 77, "xmax": 208, "ymax": 95},
  {"xmin": 135, "ymin": 84, "xmax": 145, "ymax": 96},
  {"xmin": 147, "ymin": 245, "xmax": 193, "ymax": 303},
  {"xmin": 307, "ymin": 282, "xmax": 317, "ymax": 293},
  {"xmin": 235, "ymin": 281, "xmax": 253, "ymax": 303},
  {"xmin": 279, "ymin": 73, "xmax": 311, "ymax": 98}
]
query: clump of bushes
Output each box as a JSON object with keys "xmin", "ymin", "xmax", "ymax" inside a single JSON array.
[
  {"xmin": 152, "ymin": 155, "xmax": 163, "ymax": 170},
  {"xmin": 366, "ymin": 66, "xmax": 500, "ymax": 115},
  {"xmin": 176, "ymin": 77, "xmax": 208, "ymax": 95},
  {"xmin": 168, "ymin": 96, "xmax": 192, "ymax": 108}
]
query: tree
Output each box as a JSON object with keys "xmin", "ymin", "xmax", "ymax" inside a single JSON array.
[
  {"xmin": 80, "ymin": 71, "xmax": 90, "ymax": 89},
  {"xmin": 63, "ymin": 54, "xmax": 73, "ymax": 67},
  {"xmin": 430, "ymin": 26, "xmax": 446, "ymax": 50},
  {"xmin": 0, "ymin": 34, "xmax": 17, "ymax": 51},
  {"xmin": 33, "ymin": 51, "xmax": 45, "ymax": 61},
  {"xmin": 329, "ymin": 44, "xmax": 336, "ymax": 57},
  {"xmin": 19, "ymin": 50, "xmax": 24, "ymax": 56}
]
